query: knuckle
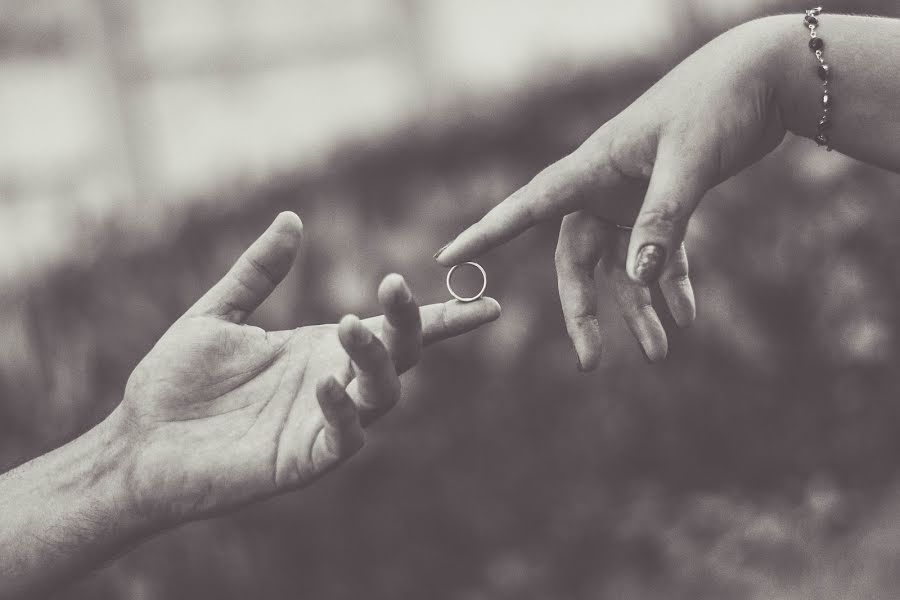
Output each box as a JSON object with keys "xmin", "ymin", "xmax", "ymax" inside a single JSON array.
[
  {"xmin": 664, "ymin": 260, "xmax": 690, "ymax": 280},
  {"xmin": 663, "ymin": 249, "xmax": 691, "ymax": 281},
  {"xmin": 621, "ymin": 301, "xmax": 655, "ymax": 328},
  {"xmin": 637, "ymin": 303, "xmax": 658, "ymax": 321},
  {"xmin": 636, "ymin": 203, "xmax": 685, "ymax": 232},
  {"xmin": 244, "ymin": 255, "xmax": 279, "ymax": 288},
  {"xmin": 667, "ymin": 273, "xmax": 691, "ymax": 287}
]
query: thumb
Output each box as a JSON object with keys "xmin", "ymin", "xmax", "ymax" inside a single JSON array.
[
  {"xmin": 626, "ymin": 148, "xmax": 708, "ymax": 285},
  {"xmin": 187, "ymin": 211, "xmax": 303, "ymax": 323}
]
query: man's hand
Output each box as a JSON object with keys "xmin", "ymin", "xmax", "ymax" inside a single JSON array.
[
  {"xmin": 113, "ymin": 211, "xmax": 500, "ymax": 523},
  {"xmin": 0, "ymin": 212, "xmax": 500, "ymax": 598}
]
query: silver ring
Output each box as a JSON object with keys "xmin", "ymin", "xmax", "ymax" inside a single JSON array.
[{"xmin": 446, "ymin": 262, "xmax": 487, "ymax": 303}]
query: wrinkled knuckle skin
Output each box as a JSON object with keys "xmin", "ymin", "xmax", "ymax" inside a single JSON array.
[
  {"xmin": 636, "ymin": 204, "xmax": 686, "ymax": 237},
  {"xmin": 639, "ymin": 204, "xmax": 680, "ymax": 225}
]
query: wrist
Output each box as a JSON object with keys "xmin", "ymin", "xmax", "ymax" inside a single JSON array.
[
  {"xmin": 101, "ymin": 406, "xmax": 179, "ymax": 531},
  {"xmin": 770, "ymin": 14, "xmax": 820, "ymax": 140},
  {"xmin": 728, "ymin": 15, "xmax": 809, "ymax": 137},
  {"xmin": 0, "ymin": 413, "xmax": 157, "ymax": 596},
  {"xmin": 68, "ymin": 412, "xmax": 157, "ymax": 537}
]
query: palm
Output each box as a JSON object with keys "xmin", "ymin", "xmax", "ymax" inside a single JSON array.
[
  {"xmin": 121, "ymin": 315, "xmax": 352, "ymax": 520},
  {"xmin": 111, "ymin": 213, "xmax": 499, "ymax": 523}
]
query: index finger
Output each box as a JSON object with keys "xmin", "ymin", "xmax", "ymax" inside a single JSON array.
[
  {"xmin": 433, "ymin": 122, "xmax": 647, "ymax": 266},
  {"xmin": 433, "ymin": 154, "xmax": 586, "ymax": 266}
]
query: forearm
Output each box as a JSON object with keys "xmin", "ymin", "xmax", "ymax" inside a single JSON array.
[
  {"xmin": 767, "ymin": 13, "xmax": 900, "ymax": 171},
  {"xmin": 0, "ymin": 416, "xmax": 150, "ymax": 599}
]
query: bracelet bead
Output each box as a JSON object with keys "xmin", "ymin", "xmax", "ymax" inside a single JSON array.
[{"xmin": 805, "ymin": 7, "xmax": 833, "ymax": 151}]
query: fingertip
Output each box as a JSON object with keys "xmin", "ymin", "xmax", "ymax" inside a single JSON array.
[
  {"xmin": 337, "ymin": 314, "xmax": 372, "ymax": 349},
  {"xmin": 576, "ymin": 351, "xmax": 599, "ymax": 372},
  {"xmin": 272, "ymin": 211, "xmax": 304, "ymax": 238},
  {"xmin": 259, "ymin": 211, "xmax": 303, "ymax": 269},
  {"xmin": 570, "ymin": 319, "xmax": 602, "ymax": 371},
  {"xmin": 378, "ymin": 273, "xmax": 412, "ymax": 307},
  {"xmin": 621, "ymin": 306, "xmax": 668, "ymax": 364},
  {"xmin": 641, "ymin": 337, "xmax": 668, "ymax": 363},
  {"xmin": 434, "ymin": 253, "xmax": 455, "ymax": 267},
  {"xmin": 686, "ymin": 303, "xmax": 697, "ymax": 327},
  {"xmin": 315, "ymin": 375, "xmax": 343, "ymax": 411},
  {"xmin": 316, "ymin": 375, "xmax": 347, "ymax": 423},
  {"xmin": 338, "ymin": 313, "xmax": 361, "ymax": 331},
  {"xmin": 661, "ymin": 277, "xmax": 696, "ymax": 329},
  {"xmin": 316, "ymin": 373, "xmax": 340, "ymax": 395},
  {"xmin": 480, "ymin": 296, "xmax": 502, "ymax": 320},
  {"xmin": 433, "ymin": 240, "xmax": 452, "ymax": 263},
  {"xmin": 420, "ymin": 297, "xmax": 501, "ymax": 345},
  {"xmin": 679, "ymin": 285, "xmax": 697, "ymax": 328},
  {"xmin": 673, "ymin": 303, "xmax": 697, "ymax": 329}
]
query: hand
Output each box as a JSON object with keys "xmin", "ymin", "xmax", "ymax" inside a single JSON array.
[
  {"xmin": 434, "ymin": 18, "xmax": 791, "ymax": 361},
  {"xmin": 556, "ymin": 211, "xmax": 693, "ymax": 366},
  {"xmin": 110, "ymin": 212, "xmax": 500, "ymax": 524}
]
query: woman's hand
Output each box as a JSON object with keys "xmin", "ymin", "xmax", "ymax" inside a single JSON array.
[
  {"xmin": 434, "ymin": 17, "xmax": 795, "ymax": 363},
  {"xmin": 556, "ymin": 212, "xmax": 693, "ymax": 366},
  {"xmin": 436, "ymin": 13, "xmax": 900, "ymax": 364},
  {"xmin": 112, "ymin": 212, "xmax": 500, "ymax": 524},
  {"xmin": 435, "ymin": 18, "xmax": 788, "ymax": 274}
]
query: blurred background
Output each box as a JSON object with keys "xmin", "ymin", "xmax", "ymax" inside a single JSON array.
[{"xmin": 3, "ymin": 0, "xmax": 900, "ymax": 598}]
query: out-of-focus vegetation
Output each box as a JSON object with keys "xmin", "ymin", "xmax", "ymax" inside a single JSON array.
[{"xmin": 2, "ymin": 70, "xmax": 900, "ymax": 598}]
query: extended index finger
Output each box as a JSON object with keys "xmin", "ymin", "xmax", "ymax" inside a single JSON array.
[
  {"xmin": 433, "ymin": 125, "xmax": 644, "ymax": 266},
  {"xmin": 433, "ymin": 151, "xmax": 590, "ymax": 266}
]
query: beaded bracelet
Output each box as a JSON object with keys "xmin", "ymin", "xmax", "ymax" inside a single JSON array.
[{"xmin": 804, "ymin": 7, "xmax": 833, "ymax": 150}]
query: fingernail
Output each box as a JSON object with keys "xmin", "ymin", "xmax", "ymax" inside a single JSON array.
[
  {"xmin": 433, "ymin": 242, "xmax": 451, "ymax": 261},
  {"xmin": 634, "ymin": 244, "xmax": 666, "ymax": 285}
]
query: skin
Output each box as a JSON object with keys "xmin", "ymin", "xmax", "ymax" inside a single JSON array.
[
  {"xmin": 0, "ymin": 212, "xmax": 501, "ymax": 599},
  {"xmin": 435, "ymin": 13, "xmax": 900, "ymax": 366}
]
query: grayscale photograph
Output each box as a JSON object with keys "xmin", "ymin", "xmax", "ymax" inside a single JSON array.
[{"xmin": 1, "ymin": 1, "xmax": 899, "ymax": 598}]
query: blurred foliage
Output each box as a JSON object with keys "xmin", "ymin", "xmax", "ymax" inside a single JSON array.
[{"xmin": 3, "ymin": 66, "xmax": 900, "ymax": 599}]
